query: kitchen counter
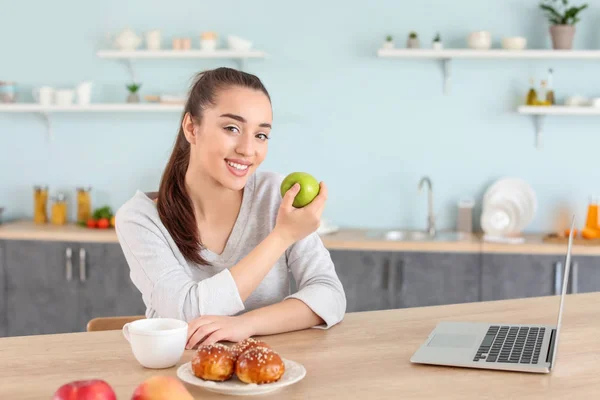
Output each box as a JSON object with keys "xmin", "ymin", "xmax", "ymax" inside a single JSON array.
[
  {"xmin": 1, "ymin": 292, "xmax": 599, "ymax": 399},
  {"xmin": 1, "ymin": 220, "xmax": 600, "ymax": 255}
]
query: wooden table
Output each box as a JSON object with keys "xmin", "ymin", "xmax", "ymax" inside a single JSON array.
[{"xmin": 1, "ymin": 292, "xmax": 599, "ymax": 399}]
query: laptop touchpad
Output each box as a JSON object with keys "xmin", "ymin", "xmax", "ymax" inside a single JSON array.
[{"xmin": 427, "ymin": 333, "xmax": 477, "ymax": 349}]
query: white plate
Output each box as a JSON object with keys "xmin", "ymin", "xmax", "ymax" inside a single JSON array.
[{"xmin": 176, "ymin": 358, "xmax": 306, "ymax": 396}]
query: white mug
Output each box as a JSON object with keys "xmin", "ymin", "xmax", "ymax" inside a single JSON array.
[
  {"xmin": 33, "ymin": 86, "xmax": 54, "ymax": 106},
  {"xmin": 123, "ymin": 318, "xmax": 188, "ymax": 369},
  {"xmin": 55, "ymin": 89, "xmax": 75, "ymax": 106},
  {"xmin": 76, "ymin": 81, "xmax": 93, "ymax": 105},
  {"xmin": 146, "ymin": 29, "xmax": 162, "ymax": 50}
]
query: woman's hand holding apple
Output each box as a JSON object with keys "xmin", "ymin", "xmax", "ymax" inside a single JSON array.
[{"xmin": 274, "ymin": 181, "xmax": 328, "ymax": 245}]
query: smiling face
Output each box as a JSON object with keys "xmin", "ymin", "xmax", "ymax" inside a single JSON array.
[{"xmin": 183, "ymin": 85, "xmax": 273, "ymax": 191}]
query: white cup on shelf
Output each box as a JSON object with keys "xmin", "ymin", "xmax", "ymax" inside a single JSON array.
[
  {"xmin": 55, "ymin": 89, "xmax": 75, "ymax": 106},
  {"xmin": 33, "ymin": 86, "xmax": 55, "ymax": 106},
  {"xmin": 122, "ymin": 318, "xmax": 188, "ymax": 369}
]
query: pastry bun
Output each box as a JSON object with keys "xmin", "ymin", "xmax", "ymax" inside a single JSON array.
[
  {"xmin": 191, "ymin": 343, "xmax": 236, "ymax": 382},
  {"xmin": 231, "ymin": 338, "xmax": 271, "ymax": 359},
  {"xmin": 235, "ymin": 346, "xmax": 285, "ymax": 384}
]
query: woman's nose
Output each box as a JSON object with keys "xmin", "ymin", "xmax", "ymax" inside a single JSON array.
[{"xmin": 235, "ymin": 133, "xmax": 254, "ymax": 156}]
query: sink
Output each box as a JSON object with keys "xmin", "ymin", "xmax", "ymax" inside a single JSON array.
[{"xmin": 365, "ymin": 229, "xmax": 466, "ymax": 242}]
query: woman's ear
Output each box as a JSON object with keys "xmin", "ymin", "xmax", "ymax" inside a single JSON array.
[{"xmin": 182, "ymin": 112, "xmax": 197, "ymax": 144}]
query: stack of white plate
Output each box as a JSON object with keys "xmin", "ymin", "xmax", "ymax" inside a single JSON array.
[{"xmin": 480, "ymin": 178, "xmax": 537, "ymax": 237}]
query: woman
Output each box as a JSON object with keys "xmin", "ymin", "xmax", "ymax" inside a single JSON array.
[{"xmin": 115, "ymin": 67, "xmax": 346, "ymax": 350}]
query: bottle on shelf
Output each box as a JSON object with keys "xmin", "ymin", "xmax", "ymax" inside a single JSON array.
[
  {"xmin": 546, "ymin": 68, "xmax": 555, "ymax": 105},
  {"xmin": 538, "ymin": 80, "xmax": 551, "ymax": 106},
  {"xmin": 33, "ymin": 185, "xmax": 49, "ymax": 224},
  {"xmin": 76, "ymin": 186, "xmax": 92, "ymax": 223},
  {"xmin": 585, "ymin": 196, "xmax": 599, "ymax": 230},
  {"xmin": 526, "ymin": 77, "xmax": 538, "ymax": 106},
  {"xmin": 51, "ymin": 193, "xmax": 68, "ymax": 225}
]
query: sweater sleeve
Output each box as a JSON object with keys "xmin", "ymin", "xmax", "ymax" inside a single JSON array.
[
  {"xmin": 115, "ymin": 210, "xmax": 245, "ymax": 322},
  {"xmin": 284, "ymin": 231, "xmax": 347, "ymax": 329}
]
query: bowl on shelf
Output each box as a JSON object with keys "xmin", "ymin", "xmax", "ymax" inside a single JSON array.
[
  {"xmin": 227, "ymin": 35, "xmax": 253, "ymax": 51},
  {"xmin": 502, "ymin": 36, "xmax": 527, "ymax": 50},
  {"xmin": 467, "ymin": 31, "xmax": 492, "ymax": 50}
]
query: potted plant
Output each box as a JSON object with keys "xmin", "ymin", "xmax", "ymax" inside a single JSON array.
[
  {"xmin": 539, "ymin": 0, "xmax": 588, "ymax": 50},
  {"xmin": 126, "ymin": 83, "xmax": 142, "ymax": 103},
  {"xmin": 432, "ymin": 32, "xmax": 443, "ymax": 50},
  {"xmin": 407, "ymin": 31, "xmax": 420, "ymax": 48},
  {"xmin": 383, "ymin": 35, "xmax": 394, "ymax": 49}
]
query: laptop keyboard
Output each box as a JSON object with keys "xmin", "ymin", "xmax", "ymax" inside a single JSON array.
[{"xmin": 473, "ymin": 326, "xmax": 545, "ymax": 364}]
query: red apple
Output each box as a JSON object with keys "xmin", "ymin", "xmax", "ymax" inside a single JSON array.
[
  {"xmin": 131, "ymin": 376, "xmax": 194, "ymax": 400},
  {"xmin": 52, "ymin": 379, "xmax": 116, "ymax": 400}
]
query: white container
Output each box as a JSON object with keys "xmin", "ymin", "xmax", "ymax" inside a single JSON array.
[
  {"xmin": 227, "ymin": 35, "xmax": 253, "ymax": 51},
  {"xmin": 55, "ymin": 89, "xmax": 75, "ymax": 106},
  {"xmin": 467, "ymin": 31, "xmax": 492, "ymax": 50},
  {"xmin": 502, "ymin": 36, "xmax": 527, "ymax": 50},
  {"xmin": 432, "ymin": 41, "xmax": 443, "ymax": 50},
  {"xmin": 383, "ymin": 41, "xmax": 394, "ymax": 49},
  {"xmin": 33, "ymin": 86, "xmax": 55, "ymax": 106},
  {"xmin": 76, "ymin": 81, "xmax": 92, "ymax": 105},
  {"xmin": 146, "ymin": 29, "xmax": 162, "ymax": 50},
  {"xmin": 200, "ymin": 38, "xmax": 217, "ymax": 51},
  {"xmin": 123, "ymin": 318, "xmax": 188, "ymax": 369}
]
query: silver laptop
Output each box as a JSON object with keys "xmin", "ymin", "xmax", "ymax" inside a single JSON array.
[{"xmin": 410, "ymin": 216, "xmax": 575, "ymax": 374}]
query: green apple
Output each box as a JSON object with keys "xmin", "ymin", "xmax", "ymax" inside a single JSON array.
[{"xmin": 280, "ymin": 172, "xmax": 320, "ymax": 208}]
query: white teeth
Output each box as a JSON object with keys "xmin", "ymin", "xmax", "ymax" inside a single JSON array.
[{"xmin": 227, "ymin": 161, "xmax": 249, "ymax": 171}]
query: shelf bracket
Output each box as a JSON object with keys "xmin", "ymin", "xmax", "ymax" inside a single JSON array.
[
  {"xmin": 236, "ymin": 58, "xmax": 247, "ymax": 71},
  {"xmin": 35, "ymin": 112, "xmax": 53, "ymax": 141},
  {"xmin": 441, "ymin": 58, "xmax": 451, "ymax": 94},
  {"xmin": 533, "ymin": 115, "xmax": 545, "ymax": 149},
  {"xmin": 121, "ymin": 58, "xmax": 137, "ymax": 83}
]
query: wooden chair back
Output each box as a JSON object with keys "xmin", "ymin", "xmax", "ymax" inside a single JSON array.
[{"xmin": 86, "ymin": 315, "xmax": 146, "ymax": 332}]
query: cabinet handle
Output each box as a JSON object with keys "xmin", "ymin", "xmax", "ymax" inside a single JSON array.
[
  {"xmin": 387, "ymin": 258, "xmax": 397, "ymax": 308},
  {"xmin": 65, "ymin": 247, "xmax": 73, "ymax": 281},
  {"xmin": 553, "ymin": 262, "xmax": 563, "ymax": 295},
  {"xmin": 570, "ymin": 262, "xmax": 579, "ymax": 294},
  {"xmin": 79, "ymin": 248, "xmax": 87, "ymax": 282}
]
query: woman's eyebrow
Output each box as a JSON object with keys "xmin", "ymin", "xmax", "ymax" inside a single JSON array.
[{"xmin": 220, "ymin": 113, "xmax": 271, "ymax": 128}]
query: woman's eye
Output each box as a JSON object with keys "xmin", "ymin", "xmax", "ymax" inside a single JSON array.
[
  {"xmin": 225, "ymin": 126, "xmax": 240, "ymax": 133},
  {"xmin": 256, "ymin": 133, "xmax": 270, "ymax": 141}
]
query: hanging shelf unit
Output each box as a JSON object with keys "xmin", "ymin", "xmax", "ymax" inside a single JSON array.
[
  {"xmin": 517, "ymin": 105, "xmax": 600, "ymax": 148},
  {"xmin": 377, "ymin": 48, "xmax": 600, "ymax": 94},
  {"xmin": 0, "ymin": 103, "xmax": 184, "ymax": 140},
  {"xmin": 96, "ymin": 49, "xmax": 268, "ymax": 81}
]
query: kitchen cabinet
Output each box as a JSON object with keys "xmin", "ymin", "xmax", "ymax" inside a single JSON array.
[
  {"xmin": 570, "ymin": 255, "xmax": 600, "ymax": 294},
  {"xmin": 5, "ymin": 240, "xmax": 80, "ymax": 336},
  {"xmin": 331, "ymin": 250, "xmax": 394, "ymax": 313},
  {"xmin": 481, "ymin": 253, "xmax": 564, "ymax": 301},
  {"xmin": 395, "ymin": 251, "xmax": 481, "ymax": 308},
  {"xmin": 0, "ymin": 241, "xmax": 6, "ymax": 337},
  {"xmin": 2, "ymin": 239, "xmax": 145, "ymax": 337}
]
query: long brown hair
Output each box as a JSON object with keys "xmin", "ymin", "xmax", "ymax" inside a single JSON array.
[{"xmin": 157, "ymin": 67, "xmax": 270, "ymax": 266}]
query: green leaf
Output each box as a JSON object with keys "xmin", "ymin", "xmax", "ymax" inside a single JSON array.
[
  {"xmin": 92, "ymin": 206, "xmax": 113, "ymax": 220},
  {"xmin": 540, "ymin": 4, "xmax": 564, "ymax": 20}
]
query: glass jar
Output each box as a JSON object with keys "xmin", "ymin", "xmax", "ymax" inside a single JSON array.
[
  {"xmin": 76, "ymin": 186, "xmax": 92, "ymax": 223},
  {"xmin": 51, "ymin": 193, "xmax": 68, "ymax": 225},
  {"xmin": 33, "ymin": 186, "xmax": 49, "ymax": 224}
]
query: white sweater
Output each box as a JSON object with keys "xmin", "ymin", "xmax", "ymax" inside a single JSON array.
[{"xmin": 115, "ymin": 170, "xmax": 346, "ymax": 329}]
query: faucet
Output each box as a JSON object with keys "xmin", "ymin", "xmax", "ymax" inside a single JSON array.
[{"xmin": 418, "ymin": 176, "xmax": 436, "ymax": 237}]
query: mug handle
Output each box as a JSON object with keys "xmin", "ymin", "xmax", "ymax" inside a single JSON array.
[{"xmin": 122, "ymin": 322, "xmax": 131, "ymax": 342}]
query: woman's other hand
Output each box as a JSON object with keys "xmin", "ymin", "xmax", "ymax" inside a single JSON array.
[
  {"xmin": 186, "ymin": 315, "xmax": 255, "ymax": 349},
  {"xmin": 274, "ymin": 181, "xmax": 328, "ymax": 244}
]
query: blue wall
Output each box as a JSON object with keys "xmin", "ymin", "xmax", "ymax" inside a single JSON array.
[{"xmin": 2, "ymin": 0, "xmax": 600, "ymax": 233}]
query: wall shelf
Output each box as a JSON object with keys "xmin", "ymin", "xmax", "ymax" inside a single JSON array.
[
  {"xmin": 0, "ymin": 103, "xmax": 184, "ymax": 139},
  {"xmin": 96, "ymin": 49, "xmax": 268, "ymax": 80},
  {"xmin": 0, "ymin": 103, "xmax": 183, "ymax": 112},
  {"xmin": 517, "ymin": 106, "xmax": 600, "ymax": 148},
  {"xmin": 377, "ymin": 48, "xmax": 600, "ymax": 94}
]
